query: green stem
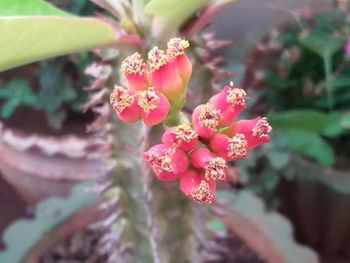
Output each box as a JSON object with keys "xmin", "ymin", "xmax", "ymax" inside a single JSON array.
[
  {"xmin": 164, "ymin": 110, "xmax": 181, "ymax": 127},
  {"xmin": 323, "ymin": 55, "xmax": 334, "ymax": 110}
]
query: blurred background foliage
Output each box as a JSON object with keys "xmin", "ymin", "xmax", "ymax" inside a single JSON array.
[{"xmin": 1, "ymin": 0, "xmax": 350, "ymax": 262}]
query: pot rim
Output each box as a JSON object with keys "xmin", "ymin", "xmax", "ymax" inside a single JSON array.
[{"xmin": 0, "ymin": 120, "xmax": 110, "ymax": 159}]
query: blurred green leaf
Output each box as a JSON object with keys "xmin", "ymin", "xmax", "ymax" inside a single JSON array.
[
  {"xmin": 0, "ymin": 79, "xmax": 37, "ymax": 119},
  {"xmin": 267, "ymin": 150, "xmax": 290, "ymax": 170},
  {"xmin": 332, "ymin": 77, "xmax": 350, "ymax": 91},
  {"xmin": 46, "ymin": 110, "xmax": 67, "ymax": 130},
  {"xmin": 261, "ymin": 172, "xmax": 280, "ymax": 191},
  {"xmin": 37, "ymin": 60, "xmax": 77, "ymax": 113},
  {"xmin": 269, "ymin": 110, "xmax": 344, "ymax": 137},
  {"xmin": 341, "ymin": 113, "xmax": 350, "ymax": 129},
  {"xmin": 0, "ymin": 0, "xmax": 70, "ymax": 16},
  {"xmin": 145, "ymin": 0, "xmax": 209, "ymax": 32},
  {"xmin": 299, "ymin": 33, "xmax": 345, "ymax": 59},
  {"xmin": 0, "ymin": 0, "xmax": 116, "ymax": 71},
  {"xmin": 281, "ymin": 129, "xmax": 334, "ymax": 167},
  {"xmin": 206, "ymin": 219, "xmax": 227, "ymax": 232}
]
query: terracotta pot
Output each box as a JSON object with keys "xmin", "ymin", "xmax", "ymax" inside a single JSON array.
[
  {"xmin": 277, "ymin": 156, "xmax": 350, "ymax": 262},
  {"xmin": 0, "ymin": 120, "xmax": 108, "ymax": 204}
]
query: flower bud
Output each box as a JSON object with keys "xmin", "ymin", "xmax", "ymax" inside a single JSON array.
[
  {"xmin": 167, "ymin": 38, "xmax": 192, "ymax": 84},
  {"xmin": 110, "ymin": 85, "xmax": 140, "ymax": 123},
  {"xmin": 192, "ymin": 103, "xmax": 222, "ymax": 138},
  {"xmin": 209, "ymin": 84, "xmax": 247, "ymax": 126},
  {"xmin": 180, "ymin": 170, "xmax": 216, "ymax": 204},
  {"xmin": 148, "ymin": 47, "xmax": 184, "ymax": 104},
  {"xmin": 191, "ymin": 148, "xmax": 227, "ymax": 181},
  {"xmin": 161, "ymin": 124, "xmax": 198, "ymax": 151},
  {"xmin": 137, "ymin": 87, "xmax": 170, "ymax": 126},
  {"xmin": 121, "ymin": 52, "xmax": 149, "ymax": 92},
  {"xmin": 210, "ymin": 133, "xmax": 247, "ymax": 161},
  {"xmin": 231, "ymin": 117, "xmax": 272, "ymax": 149},
  {"xmin": 143, "ymin": 144, "xmax": 189, "ymax": 181}
]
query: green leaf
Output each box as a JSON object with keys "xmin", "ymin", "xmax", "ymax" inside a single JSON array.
[
  {"xmin": 145, "ymin": 0, "xmax": 209, "ymax": 38},
  {"xmin": 261, "ymin": 172, "xmax": 280, "ymax": 191},
  {"xmin": 146, "ymin": 0, "xmax": 208, "ymax": 27},
  {"xmin": 0, "ymin": 0, "xmax": 116, "ymax": 71},
  {"xmin": 332, "ymin": 77, "xmax": 350, "ymax": 91},
  {"xmin": 341, "ymin": 113, "xmax": 350, "ymax": 129},
  {"xmin": 0, "ymin": 79, "xmax": 38, "ymax": 118},
  {"xmin": 206, "ymin": 219, "xmax": 227, "ymax": 232},
  {"xmin": 37, "ymin": 59, "xmax": 77, "ymax": 113},
  {"xmin": 269, "ymin": 110, "xmax": 344, "ymax": 137},
  {"xmin": 281, "ymin": 129, "xmax": 334, "ymax": 167},
  {"xmin": 0, "ymin": 0, "xmax": 70, "ymax": 16},
  {"xmin": 267, "ymin": 150, "xmax": 290, "ymax": 170},
  {"xmin": 299, "ymin": 32, "xmax": 345, "ymax": 59},
  {"xmin": 46, "ymin": 110, "xmax": 67, "ymax": 130},
  {"xmin": 0, "ymin": 16, "xmax": 116, "ymax": 71},
  {"xmin": 1, "ymin": 99, "xmax": 20, "ymax": 119}
]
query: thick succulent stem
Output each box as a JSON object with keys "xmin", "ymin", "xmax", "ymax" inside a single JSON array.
[
  {"xmin": 151, "ymin": 179, "xmax": 195, "ymax": 262},
  {"xmin": 139, "ymin": 124, "xmax": 161, "ymax": 263},
  {"xmin": 109, "ymin": 120, "xmax": 195, "ymax": 262}
]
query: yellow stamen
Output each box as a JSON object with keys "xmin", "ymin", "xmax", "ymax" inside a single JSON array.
[
  {"xmin": 110, "ymin": 86, "xmax": 135, "ymax": 113},
  {"xmin": 252, "ymin": 117, "xmax": 272, "ymax": 139},
  {"xmin": 148, "ymin": 47, "xmax": 167, "ymax": 72},
  {"xmin": 145, "ymin": 152, "xmax": 173, "ymax": 174},
  {"xmin": 227, "ymin": 87, "xmax": 247, "ymax": 107},
  {"xmin": 227, "ymin": 134, "xmax": 247, "ymax": 158},
  {"xmin": 192, "ymin": 180, "xmax": 214, "ymax": 204},
  {"xmin": 137, "ymin": 87, "xmax": 160, "ymax": 113},
  {"xmin": 167, "ymin": 38, "xmax": 190, "ymax": 59},
  {"xmin": 121, "ymin": 52, "xmax": 146, "ymax": 75},
  {"xmin": 199, "ymin": 104, "xmax": 221, "ymax": 131},
  {"xmin": 174, "ymin": 124, "xmax": 197, "ymax": 143},
  {"xmin": 205, "ymin": 157, "xmax": 227, "ymax": 180}
]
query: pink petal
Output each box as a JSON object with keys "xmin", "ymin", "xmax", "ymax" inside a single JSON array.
[
  {"xmin": 180, "ymin": 170, "xmax": 216, "ymax": 204},
  {"xmin": 192, "ymin": 104, "xmax": 222, "ymax": 139},
  {"xmin": 161, "ymin": 124, "xmax": 198, "ymax": 151},
  {"xmin": 143, "ymin": 144, "xmax": 188, "ymax": 181},
  {"xmin": 137, "ymin": 88, "xmax": 170, "ymax": 126},
  {"xmin": 110, "ymin": 85, "xmax": 140, "ymax": 123}
]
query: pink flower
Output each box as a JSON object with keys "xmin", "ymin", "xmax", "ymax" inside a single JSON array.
[
  {"xmin": 192, "ymin": 103, "xmax": 222, "ymax": 138},
  {"xmin": 209, "ymin": 84, "xmax": 247, "ymax": 126},
  {"xmin": 110, "ymin": 85, "xmax": 140, "ymax": 123},
  {"xmin": 180, "ymin": 170, "xmax": 216, "ymax": 204},
  {"xmin": 121, "ymin": 52, "xmax": 149, "ymax": 92},
  {"xmin": 229, "ymin": 117, "xmax": 272, "ymax": 149},
  {"xmin": 161, "ymin": 124, "xmax": 198, "ymax": 151},
  {"xmin": 143, "ymin": 144, "xmax": 189, "ymax": 181},
  {"xmin": 209, "ymin": 133, "xmax": 248, "ymax": 161},
  {"xmin": 191, "ymin": 148, "xmax": 227, "ymax": 181},
  {"xmin": 148, "ymin": 47, "xmax": 184, "ymax": 105},
  {"xmin": 167, "ymin": 38, "xmax": 192, "ymax": 85},
  {"xmin": 137, "ymin": 87, "xmax": 170, "ymax": 126},
  {"xmin": 345, "ymin": 37, "xmax": 350, "ymax": 57}
]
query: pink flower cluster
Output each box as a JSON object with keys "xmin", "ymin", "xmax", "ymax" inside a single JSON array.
[
  {"xmin": 143, "ymin": 84, "xmax": 271, "ymax": 204},
  {"xmin": 110, "ymin": 38, "xmax": 192, "ymax": 126},
  {"xmin": 110, "ymin": 38, "xmax": 272, "ymax": 204}
]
